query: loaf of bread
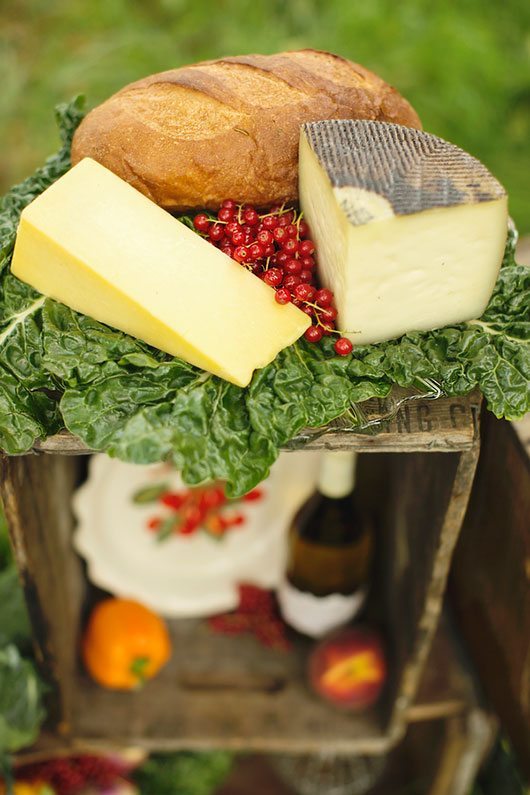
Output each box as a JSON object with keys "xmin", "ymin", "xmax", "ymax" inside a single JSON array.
[{"xmin": 71, "ymin": 50, "xmax": 421, "ymax": 211}]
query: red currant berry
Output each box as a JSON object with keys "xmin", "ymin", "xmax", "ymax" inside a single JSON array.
[
  {"xmin": 226, "ymin": 220, "xmax": 242, "ymax": 237},
  {"xmin": 315, "ymin": 288, "xmax": 334, "ymax": 307},
  {"xmin": 209, "ymin": 223, "xmax": 225, "ymax": 242},
  {"xmin": 301, "ymin": 255, "xmax": 315, "ymax": 269},
  {"xmin": 298, "ymin": 220, "xmax": 310, "ymax": 237},
  {"xmin": 294, "ymin": 283, "xmax": 316, "ymax": 302},
  {"xmin": 264, "ymin": 268, "xmax": 283, "ymax": 287},
  {"xmin": 319, "ymin": 306, "xmax": 338, "ymax": 323},
  {"xmin": 304, "ymin": 325, "xmax": 323, "ymax": 343},
  {"xmin": 302, "ymin": 304, "xmax": 315, "ymax": 317},
  {"xmin": 221, "ymin": 199, "xmax": 237, "ymax": 210},
  {"xmin": 220, "ymin": 243, "xmax": 234, "ymax": 258},
  {"xmin": 263, "ymin": 244, "xmax": 275, "ymax": 257},
  {"xmin": 276, "ymin": 251, "xmax": 289, "ymax": 266},
  {"xmin": 218, "ymin": 207, "xmax": 234, "ymax": 222},
  {"xmin": 284, "ymin": 223, "xmax": 298, "ymax": 239},
  {"xmin": 278, "ymin": 211, "xmax": 294, "ymax": 227},
  {"xmin": 299, "ymin": 269, "xmax": 313, "ymax": 283},
  {"xmin": 283, "ymin": 274, "xmax": 301, "ymax": 290},
  {"xmin": 284, "ymin": 258, "xmax": 302, "ymax": 275},
  {"xmin": 275, "ymin": 288, "xmax": 292, "ymax": 304},
  {"xmin": 262, "ymin": 215, "xmax": 279, "ymax": 230},
  {"xmin": 273, "ymin": 226, "xmax": 288, "ymax": 244},
  {"xmin": 243, "ymin": 207, "xmax": 259, "ymax": 226},
  {"xmin": 249, "ymin": 242, "xmax": 264, "ymax": 260},
  {"xmin": 334, "ymin": 337, "xmax": 353, "ymax": 356},
  {"xmin": 257, "ymin": 229, "xmax": 274, "ymax": 247},
  {"xmin": 282, "ymin": 238, "xmax": 299, "ymax": 255},
  {"xmin": 193, "ymin": 213, "xmax": 211, "ymax": 232},
  {"xmin": 231, "ymin": 229, "xmax": 246, "ymax": 246},
  {"xmin": 233, "ymin": 246, "xmax": 250, "ymax": 262},
  {"xmin": 299, "ymin": 239, "xmax": 316, "ymax": 256}
]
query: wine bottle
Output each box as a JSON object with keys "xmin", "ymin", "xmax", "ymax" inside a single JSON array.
[{"xmin": 278, "ymin": 450, "xmax": 372, "ymax": 638}]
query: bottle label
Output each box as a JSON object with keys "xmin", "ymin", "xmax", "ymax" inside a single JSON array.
[{"xmin": 277, "ymin": 580, "xmax": 366, "ymax": 639}]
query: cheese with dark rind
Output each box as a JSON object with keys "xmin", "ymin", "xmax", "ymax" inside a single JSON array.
[
  {"xmin": 299, "ymin": 120, "xmax": 508, "ymax": 346},
  {"xmin": 11, "ymin": 158, "xmax": 310, "ymax": 387}
]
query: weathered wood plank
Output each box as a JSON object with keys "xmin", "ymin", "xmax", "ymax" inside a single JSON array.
[
  {"xmin": 0, "ymin": 454, "xmax": 85, "ymax": 734},
  {"xmin": 32, "ymin": 393, "xmax": 479, "ymax": 456},
  {"xmin": 451, "ymin": 412, "xmax": 530, "ymax": 777}
]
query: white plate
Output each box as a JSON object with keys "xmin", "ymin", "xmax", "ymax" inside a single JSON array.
[{"xmin": 73, "ymin": 451, "xmax": 321, "ymax": 618}]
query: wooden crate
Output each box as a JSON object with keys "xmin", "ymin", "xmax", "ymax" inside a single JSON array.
[
  {"xmin": 1, "ymin": 394, "xmax": 480, "ymax": 754},
  {"xmin": 451, "ymin": 411, "xmax": 530, "ymax": 776}
]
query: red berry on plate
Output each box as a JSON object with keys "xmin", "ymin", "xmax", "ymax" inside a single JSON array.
[
  {"xmin": 299, "ymin": 239, "xmax": 316, "ymax": 256},
  {"xmin": 294, "ymin": 283, "xmax": 316, "ymax": 301},
  {"xmin": 243, "ymin": 488, "xmax": 263, "ymax": 501},
  {"xmin": 263, "ymin": 244, "xmax": 275, "ymax": 257},
  {"xmin": 220, "ymin": 243, "xmax": 234, "ymax": 258},
  {"xmin": 231, "ymin": 229, "xmax": 246, "ymax": 246},
  {"xmin": 264, "ymin": 268, "xmax": 283, "ymax": 287},
  {"xmin": 334, "ymin": 337, "xmax": 353, "ymax": 356},
  {"xmin": 301, "ymin": 255, "xmax": 315, "ymax": 269},
  {"xmin": 221, "ymin": 199, "xmax": 237, "ymax": 210},
  {"xmin": 299, "ymin": 269, "xmax": 313, "ymax": 283},
  {"xmin": 284, "ymin": 258, "xmax": 302, "ymax": 275},
  {"xmin": 276, "ymin": 251, "xmax": 289, "ymax": 266},
  {"xmin": 233, "ymin": 246, "xmax": 250, "ymax": 262},
  {"xmin": 193, "ymin": 213, "xmax": 211, "ymax": 232},
  {"xmin": 315, "ymin": 288, "xmax": 334, "ymax": 307},
  {"xmin": 304, "ymin": 325, "xmax": 324, "ymax": 343},
  {"xmin": 275, "ymin": 288, "xmax": 292, "ymax": 304},
  {"xmin": 285, "ymin": 223, "xmax": 299, "ymax": 239}
]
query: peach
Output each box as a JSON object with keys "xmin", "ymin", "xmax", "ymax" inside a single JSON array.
[{"xmin": 309, "ymin": 626, "xmax": 387, "ymax": 710}]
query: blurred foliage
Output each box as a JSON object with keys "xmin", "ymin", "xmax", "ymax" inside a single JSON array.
[
  {"xmin": 132, "ymin": 751, "xmax": 233, "ymax": 795},
  {"xmin": 470, "ymin": 736, "xmax": 529, "ymax": 794},
  {"xmin": 0, "ymin": 0, "xmax": 529, "ymax": 229}
]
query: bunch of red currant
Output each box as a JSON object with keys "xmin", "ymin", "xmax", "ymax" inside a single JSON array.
[{"xmin": 192, "ymin": 201, "xmax": 353, "ymax": 356}]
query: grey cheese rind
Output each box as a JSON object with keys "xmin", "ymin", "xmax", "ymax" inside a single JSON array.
[{"xmin": 299, "ymin": 120, "xmax": 509, "ymax": 346}]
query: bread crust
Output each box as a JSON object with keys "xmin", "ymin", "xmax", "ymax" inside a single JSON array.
[{"xmin": 71, "ymin": 50, "xmax": 421, "ymax": 211}]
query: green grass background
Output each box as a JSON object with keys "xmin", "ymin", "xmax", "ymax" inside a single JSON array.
[{"xmin": 1, "ymin": 0, "xmax": 529, "ymax": 230}]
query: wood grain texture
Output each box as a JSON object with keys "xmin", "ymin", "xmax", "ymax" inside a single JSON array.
[
  {"xmin": 380, "ymin": 443, "xmax": 481, "ymax": 742},
  {"xmin": 451, "ymin": 411, "xmax": 530, "ymax": 776}
]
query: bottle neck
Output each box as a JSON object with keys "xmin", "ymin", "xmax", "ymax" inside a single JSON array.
[{"xmin": 317, "ymin": 451, "xmax": 357, "ymax": 498}]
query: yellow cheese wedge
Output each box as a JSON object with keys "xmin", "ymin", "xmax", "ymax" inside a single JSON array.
[{"xmin": 11, "ymin": 158, "xmax": 310, "ymax": 387}]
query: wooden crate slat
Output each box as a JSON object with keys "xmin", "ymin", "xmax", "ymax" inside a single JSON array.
[
  {"xmin": 32, "ymin": 394, "xmax": 478, "ymax": 456},
  {"xmin": 0, "ymin": 454, "xmax": 85, "ymax": 732}
]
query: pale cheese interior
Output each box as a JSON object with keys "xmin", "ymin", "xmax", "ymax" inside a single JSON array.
[
  {"xmin": 299, "ymin": 134, "xmax": 508, "ymax": 346},
  {"xmin": 11, "ymin": 158, "xmax": 310, "ymax": 387}
]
